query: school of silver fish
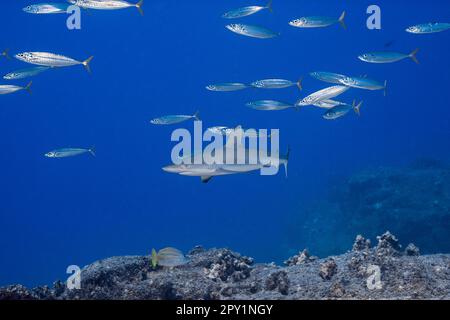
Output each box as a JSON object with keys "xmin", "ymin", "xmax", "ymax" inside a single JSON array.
[{"xmin": 2, "ymin": 1, "xmax": 449, "ymax": 185}]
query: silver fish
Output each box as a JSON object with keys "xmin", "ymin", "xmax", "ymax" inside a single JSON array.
[
  {"xmin": 68, "ymin": 0, "xmax": 144, "ymax": 15},
  {"xmin": 206, "ymin": 83, "xmax": 248, "ymax": 92},
  {"xmin": 23, "ymin": 3, "xmax": 70, "ymax": 14},
  {"xmin": 323, "ymin": 101, "xmax": 362, "ymax": 120},
  {"xmin": 4, "ymin": 66, "xmax": 50, "ymax": 80},
  {"xmin": 151, "ymin": 248, "xmax": 187, "ymax": 268},
  {"xmin": 313, "ymin": 99, "xmax": 346, "ymax": 109},
  {"xmin": 247, "ymin": 100, "xmax": 296, "ymax": 111},
  {"xmin": 222, "ymin": 0, "xmax": 272, "ymax": 19},
  {"xmin": 45, "ymin": 147, "xmax": 96, "ymax": 158},
  {"xmin": 251, "ymin": 78, "xmax": 302, "ymax": 90},
  {"xmin": 339, "ymin": 76, "xmax": 387, "ymax": 95},
  {"xmin": 358, "ymin": 49, "xmax": 419, "ymax": 64},
  {"xmin": 150, "ymin": 111, "xmax": 200, "ymax": 125},
  {"xmin": 406, "ymin": 23, "xmax": 450, "ymax": 34},
  {"xmin": 289, "ymin": 11, "xmax": 346, "ymax": 29},
  {"xmin": 15, "ymin": 52, "xmax": 94, "ymax": 73},
  {"xmin": 207, "ymin": 126, "xmax": 233, "ymax": 135},
  {"xmin": 0, "ymin": 81, "xmax": 32, "ymax": 95},
  {"xmin": 310, "ymin": 71, "xmax": 347, "ymax": 85},
  {"xmin": 226, "ymin": 24, "xmax": 279, "ymax": 39},
  {"xmin": 296, "ymin": 86, "xmax": 350, "ymax": 107},
  {"xmin": 207, "ymin": 126, "xmax": 270, "ymax": 138}
]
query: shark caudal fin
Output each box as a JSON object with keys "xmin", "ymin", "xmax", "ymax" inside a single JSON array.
[
  {"xmin": 24, "ymin": 81, "xmax": 32, "ymax": 94},
  {"xmin": 82, "ymin": 56, "xmax": 94, "ymax": 73},
  {"xmin": 297, "ymin": 77, "xmax": 303, "ymax": 91},
  {"xmin": 338, "ymin": 11, "xmax": 346, "ymax": 30},
  {"xmin": 353, "ymin": 100, "xmax": 363, "ymax": 116},
  {"xmin": 383, "ymin": 80, "xmax": 388, "ymax": 97},
  {"xmin": 89, "ymin": 146, "xmax": 96, "ymax": 157},
  {"xmin": 136, "ymin": 0, "xmax": 144, "ymax": 16},
  {"xmin": 193, "ymin": 110, "xmax": 200, "ymax": 121},
  {"xmin": 266, "ymin": 0, "xmax": 273, "ymax": 13},
  {"xmin": 1, "ymin": 48, "xmax": 10, "ymax": 60},
  {"xmin": 409, "ymin": 48, "xmax": 419, "ymax": 64},
  {"xmin": 283, "ymin": 146, "xmax": 290, "ymax": 178}
]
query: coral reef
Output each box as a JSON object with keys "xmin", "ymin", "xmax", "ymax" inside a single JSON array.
[
  {"xmin": 284, "ymin": 249, "xmax": 318, "ymax": 266},
  {"xmin": 287, "ymin": 161, "xmax": 450, "ymax": 257},
  {"xmin": 319, "ymin": 259, "xmax": 338, "ymax": 280},
  {"xmin": 1, "ymin": 233, "xmax": 449, "ymax": 300}
]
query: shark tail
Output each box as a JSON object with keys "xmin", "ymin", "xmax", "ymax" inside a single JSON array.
[
  {"xmin": 384, "ymin": 80, "xmax": 388, "ymax": 97},
  {"xmin": 89, "ymin": 146, "xmax": 96, "ymax": 157},
  {"xmin": 284, "ymin": 146, "xmax": 290, "ymax": 178},
  {"xmin": 193, "ymin": 110, "xmax": 200, "ymax": 121}
]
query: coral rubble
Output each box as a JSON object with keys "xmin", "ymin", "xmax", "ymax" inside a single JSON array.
[{"xmin": 1, "ymin": 232, "xmax": 449, "ymax": 300}]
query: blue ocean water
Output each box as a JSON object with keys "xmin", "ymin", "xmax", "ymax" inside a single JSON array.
[{"xmin": 1, "ymin": 0, "xmax": 449, "ymax": 287}]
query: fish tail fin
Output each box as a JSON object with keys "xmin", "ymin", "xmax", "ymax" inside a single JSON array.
[
  {"xmin": 2, "ymin": 48, "xmax": 10, "ymax": 60},
  {"xmin": 410, "ymin": 48, "xmax": 419, "ymax": 64},
  {"xmin": 136, "ymin": 0, "xmax": 144, "ymax": 16},
  {"xmin": 283, "ymin": 146, "xmax": 290, "ymax": 178},
  {"xmin": 25, "ymin": 81, "xmax": 32, "ymax": 94},
  {"xmin": 353, "ymin": 100, "xmax": 363, "ymax": 116},
  {"xmin": 384, "ymin": 80, "xmax": 388, "ymax": 97},
  {"xmin": 267, "ymin": 0, "xmax": 273, "ymax": 12},
  {"xmin": 82, "ymin": 56, "xmax": 94, "ymax": 73},
  {"xmin": 297, "ymin": 77, "xmax": 303, "ymax": 91},
  {"xmin": 338, "ymin": 11, "xmax": 347, "ymax": 30},
  {"xmin": 193, "ymin": 110, "xmax": 200, "ymax": 121},
  {"xmin": 151, "ymin": 248, "xmax": 158, "ymax": 269},
  {"xmin": 89, "ymin": 146, "xmax": 96, "ymax": 157}
]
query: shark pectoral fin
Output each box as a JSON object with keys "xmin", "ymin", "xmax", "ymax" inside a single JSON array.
[{"xmin": 201, "ymin": 176, "xmax": 213, "ymax": 183}]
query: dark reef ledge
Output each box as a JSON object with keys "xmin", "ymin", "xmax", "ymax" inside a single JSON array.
[{"xmin": 1, "ymin": 232, "xmax": 449, "ymax": 300}]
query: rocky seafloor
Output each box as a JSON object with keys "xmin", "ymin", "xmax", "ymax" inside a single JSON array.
[
  {"xmin": 1, "ymin": 232, "xmax": 449, "ymax": 300},
  {"xmin": 287, "ymin": 159, "xmax": 450, "ymax": 257}
]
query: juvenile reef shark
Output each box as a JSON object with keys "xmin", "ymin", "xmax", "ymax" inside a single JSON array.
[{"xmin": 163, "ymin": 146, "xmax": 290, "ymax": 183}]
